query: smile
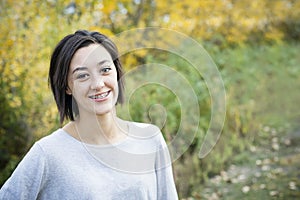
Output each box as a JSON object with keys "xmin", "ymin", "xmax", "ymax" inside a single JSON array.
[{"xmin": 89, "ymin": 91, "xmax": 110, "ymax": 100}]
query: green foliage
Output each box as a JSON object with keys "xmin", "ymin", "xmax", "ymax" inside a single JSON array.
[
  {"xmin": 0, "ymin": 65, "xmax": 30, "ymax": 184},
  {"xmin": 176, "ymin": 42, "xmax": 300, "ymax": 197}
]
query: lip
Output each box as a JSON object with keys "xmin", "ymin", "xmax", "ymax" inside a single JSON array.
[{"xmin": 89, "ymin": 90, "xmax": 111, "ymax": 102}]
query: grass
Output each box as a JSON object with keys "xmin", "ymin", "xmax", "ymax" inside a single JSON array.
[
  {"xmin": 179, "ymin": 42, "xmax": 300, "ymax": 199},
  {"xmin": 197, "ymin": 128, "xmax": 300, "ymax": 200}
]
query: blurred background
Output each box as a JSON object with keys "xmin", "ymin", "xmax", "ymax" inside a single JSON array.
[{"xmin": 0, "ymin": 0, "xmax": 299, "ymax": 199}]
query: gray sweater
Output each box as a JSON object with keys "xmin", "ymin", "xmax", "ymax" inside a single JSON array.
[{"xmin": 0, "ymin": 122, "xmax": 178, "ymax": 199}]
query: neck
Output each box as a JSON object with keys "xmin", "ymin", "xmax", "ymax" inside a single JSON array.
[{"xmin": 66, "ymin": 110, "xmax": 128, "ymax": 145}]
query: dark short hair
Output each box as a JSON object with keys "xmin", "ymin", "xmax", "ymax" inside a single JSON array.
[{"xmin": 49, "ymin": 30, "xmax": 125, "ymax": 124}]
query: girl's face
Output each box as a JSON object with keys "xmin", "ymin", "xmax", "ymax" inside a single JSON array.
[{"xmin": 67, "ymin": 44, "xmax": 119, "ymax": 117}]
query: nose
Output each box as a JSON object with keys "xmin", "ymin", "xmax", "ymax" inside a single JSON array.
[{"xmin": 90, "ymin": 77, "xmax": 105, "ymax": 90}]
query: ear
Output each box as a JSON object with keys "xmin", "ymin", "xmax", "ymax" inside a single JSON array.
[{"xmin": 66, "ymin": 87, "xmax": 72, "ymax": 95}]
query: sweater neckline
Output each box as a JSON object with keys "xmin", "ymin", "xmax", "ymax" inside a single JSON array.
[{"xmin": 58, "ymin": 121, "xmax": 132, "ymax": 149}]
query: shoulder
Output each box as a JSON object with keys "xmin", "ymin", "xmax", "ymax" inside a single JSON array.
[
  {"xmin": 19, "ymin": 129, "xmax": 64, "ymax": 160},
  {"xmin": 128, "ymin": 121, "xmax": 166, "ymax": 146},
  {"xmin": 36, "ymin": 128, "xmax": 69, "ymax": 147},
  {"xmin": 33, "ymin": 128, "xmax": 77, "ymax": 158},
  {"xmin": 129, "ymin": 121, "xmax": 161, "ymax": 135}
]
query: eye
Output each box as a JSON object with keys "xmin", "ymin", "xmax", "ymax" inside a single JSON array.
[
  {"xmin": 101, "ymin": 67, "xmax": 112, "ymax": 74},
  {"xmin": 76, "ymin": 73, "xmax": 89, "ymax": 80}
]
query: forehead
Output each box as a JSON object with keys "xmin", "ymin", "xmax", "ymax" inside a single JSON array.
[{"xmin": 70, "ymin": 44, "xmax": 113, "ymax": 68}]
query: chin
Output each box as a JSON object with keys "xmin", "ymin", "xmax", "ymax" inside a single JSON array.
[
  {"xmin": 94, "ymin": 105, "xmax": 115, "ymax": 116},
  {"xmin": 95, "ymin": 110, "xmax": 112, "ymax": 116}
]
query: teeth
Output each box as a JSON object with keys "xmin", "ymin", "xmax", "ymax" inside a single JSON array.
[{"xmin": 92, "ymin": 92, "xmax": 109, "ymax": 99}]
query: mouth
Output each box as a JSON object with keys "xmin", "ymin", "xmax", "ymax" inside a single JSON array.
[{"xmin": 89, "ymin": 91, "xmax": 111, "ymax": 100}]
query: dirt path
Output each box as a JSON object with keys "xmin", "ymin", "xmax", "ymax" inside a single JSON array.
[{"xmin": 200, "ymin": 130, "xmax": 300, "ymax": 199}]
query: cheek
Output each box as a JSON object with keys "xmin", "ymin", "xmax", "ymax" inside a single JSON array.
[
  {"xmin": 106, "ymin": 74, "xmax": 118, "ymax": 89},
  {"xmin": 71, "ymin": 82, "xmax": 89, "ymax": 97},
  {"xmin": 106, "ymin": 75, "xmax": 119, "ymax": 102}
]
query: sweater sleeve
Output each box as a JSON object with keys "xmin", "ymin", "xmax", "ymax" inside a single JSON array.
[
  {"xmin": 0, "ymin": 143, "xmax": 47, "ymax": 200},
  {"xmin": 155, "ymin": 133, "xmax": 178, "ymax": 200}
]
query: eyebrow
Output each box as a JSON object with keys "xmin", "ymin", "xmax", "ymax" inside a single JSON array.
[
  {"xmin": 97, "ymin": 60, "xmax": 112, "ymax": 66},
  {"xmin": 72, "ymin": 67, "xmax": 88, "ymax": 74},
  {"xmin": 72, "ymin": 60, "xmax": 112, "ymax": 74}
]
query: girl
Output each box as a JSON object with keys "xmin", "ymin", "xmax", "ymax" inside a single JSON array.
[{"xmin": 0, "ymin": 30, "xmax": 178, "ymax": 199}]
